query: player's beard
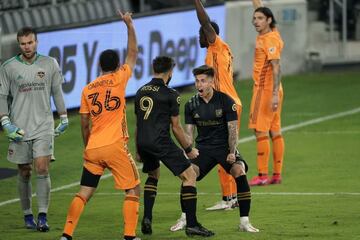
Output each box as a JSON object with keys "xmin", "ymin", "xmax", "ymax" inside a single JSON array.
[{"xmin": 22, "ymin": 51, "xmax": 36, "ymax": 60}]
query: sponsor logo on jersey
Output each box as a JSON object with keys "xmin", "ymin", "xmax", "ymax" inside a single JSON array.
[
  {"xmin": 269, "ymin": 47, "xmax": 276, "ymax": 54},
  {"xmin": 215, "ymin": 109, "xmax": 223, "ymax": 117},
  {"xmin": 177, "ymin": 96, "xmax": 181, "ymax": 104},
  {"xmin": 37, "ymin": 71, "xmax": 45, "ymax": 79},
  {"xmin": 232, "ymin": 104, "xmax": 237, "ymax": 112},
  {"xmin": 194, "ymin": 113, "xmax": 200, "ymax": 118}
]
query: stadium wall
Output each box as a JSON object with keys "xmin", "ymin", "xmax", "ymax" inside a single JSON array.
[
  {"xmin": 225, "ymin": 0, "xmax": 307, "ymax": 79},
  {"xmin": 0, "ymin": 1, "xmax": 307, "ymax": 110}
]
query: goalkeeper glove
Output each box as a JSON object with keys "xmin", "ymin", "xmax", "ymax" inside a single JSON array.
[
  {"xmin": 54, "ymin": 114, "xmax": 68, "ymax": 137},
  {"xmin": 1, "ymin": 116, "xmax": 25, "ymax": 142}
]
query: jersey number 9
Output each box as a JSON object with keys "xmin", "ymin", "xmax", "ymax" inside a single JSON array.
[{"xmin": 140, "ymin": 96, "xmax": 153, "ymax": 120}]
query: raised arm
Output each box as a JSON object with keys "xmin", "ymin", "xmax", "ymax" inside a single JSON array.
[
  {"xmin": 252, "ymin": 0, "xmax": 264, "ymax": 9},
  {"xmin": 118, "ymin": 11, "xmax": 138, "ymax": 70},
  {"xmin": 194, "ymin": 0, "xmax": 216, "ymax": 44}
]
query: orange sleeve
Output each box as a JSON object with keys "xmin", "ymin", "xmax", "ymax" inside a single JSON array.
[
  {"xmin": 263, "ymin": 36, "xmax": 281, "ymax": 60},
  {"xmin": 79, "ymin": 90, "xmax": 90, "ymax": 114}
]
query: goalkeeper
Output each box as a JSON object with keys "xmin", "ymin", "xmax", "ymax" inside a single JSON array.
[{"xmin": 0, "ymin": 27, "xmax": 68, "ymax": 232}]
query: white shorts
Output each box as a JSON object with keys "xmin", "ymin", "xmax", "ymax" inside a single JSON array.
[{"xmin": 7, "ymin": 135, "xmax": 54, "ymax": 164}]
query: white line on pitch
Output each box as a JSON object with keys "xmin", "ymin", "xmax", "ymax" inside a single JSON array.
[{"xmin": 1, "ymin": 107, "xmax": 360, "ymax": 207}]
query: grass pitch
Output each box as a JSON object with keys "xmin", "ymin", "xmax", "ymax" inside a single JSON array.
[{"xmin": 0, "ymin": 71, "xmax": 359, "ymax": 240}]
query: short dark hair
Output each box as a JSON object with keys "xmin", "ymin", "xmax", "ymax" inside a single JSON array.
[
  {"xmin": 99, "ymin": 49, "xmax": 120, "ymax": 72},
  {"xmin": 254, "ymin": 7, "xmax": 277, "ymax": 28},
  {"xmin": 192, "ymin": 65, "xmax": 215, "ymax": 77},
  {"xmin": 210, "ymin": 21, "xmax": 220, "ymax": 35},
  {"xmin": 152, "ymin": 56, "xmax": 175, "ymax": 74},
  {"xmin": 17, "ymin": 26, "xmax": 37, "ymax": 42}
]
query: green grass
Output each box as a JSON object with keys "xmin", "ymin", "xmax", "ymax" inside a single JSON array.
[{"xmin": 1, "ymin": 71, "xmax": 360, "ymax": 240}]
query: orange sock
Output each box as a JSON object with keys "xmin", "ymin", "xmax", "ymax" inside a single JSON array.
[
  {"xmin": 63, "ymin": 194, "xmax": 87, "ymax": 237},
  {"xmin": 218, "ymin": 165, "xmax": 237, "ymax": 198},
  {"xmin": 256, "ymin": 136, "xmax": 270, "ymax": 175},
  {"xmin": 123, "ymin": 194, "xmax": 140, "ymax": 237},
  {"xmin": 272, "ymin": 135, "xmax": 284, "ymax": 175}
]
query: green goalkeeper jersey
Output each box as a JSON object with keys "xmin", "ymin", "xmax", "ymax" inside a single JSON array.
[{"xmin": 0, "ymin": 53, "xmax": 64, "ymax": 140}]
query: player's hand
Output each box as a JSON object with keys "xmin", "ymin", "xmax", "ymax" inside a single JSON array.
[
  {"xmin": 226, "ymin": 153, "xmax": 236, "ymax": 164},
  {"xmin": 272, "ymin": 94, "xmax": 279, "ymax": 112},
  {"xmin": 54, "ymin": 114, "xmax": 69, "ymax": 137},
  {"xmin": 186, "ymin": 147, "xmax": 199, "ymax": 159},
  {"xmin": 1, "ymin": 116, "xmax": 25, "ymax": 142},
  {"xmin": 118, "ymin": 10, "xmax": 133, "ymax": 26}
]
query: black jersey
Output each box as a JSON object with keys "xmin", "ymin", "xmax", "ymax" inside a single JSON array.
[
  {"xmin": 135, "ymin": 78, "xmax": 180, "ymax": 154},
  {"xmin": 185, "ymin": 90, "xmax": 237, "ymax": 148}
]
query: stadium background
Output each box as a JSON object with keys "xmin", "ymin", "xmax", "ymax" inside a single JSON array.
[{"xmin": 0, "ymin": 0, "xmax": 359, "ymax": 239}]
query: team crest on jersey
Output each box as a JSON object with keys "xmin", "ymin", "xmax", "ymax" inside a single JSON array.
[
  {"xmin": 268, "ymin": 47, "xmax": 276, "ymax": 54},
  {"xmin": 37, "ymin": 70, "xmax": 45, "ymax": 79},
  {"xmin": 8, "ymin": 149, "xmax": 14, "ymax": 156},
  {"xmin": 194, "ymin": 113, "xmax": 200, "ymax": 118},
  {"xmin": 215, "ymin": 109, "xmax": 223, "ymax": 117},
  {"xmin": 232, "ymin": 104, "xmax": 237, "ymax": 112}
]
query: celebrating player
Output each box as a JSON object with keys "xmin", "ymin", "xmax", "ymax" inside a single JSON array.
[
  {"xmin": 248, "ymin": 0, "xmax": 285, "ymax": 186},
  {"xmin": 60, "ymin": 11, "xmax": 141, "ymax": 240},
  {"xmin": 136, "ymin": 56, "xmax": 214, "ymax": 237}
]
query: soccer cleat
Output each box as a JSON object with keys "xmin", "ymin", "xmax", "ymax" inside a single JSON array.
[
  {"xmin": 269, "ymin": 175, "xmax": 282, "ymax": 184},
  {"xmin": 185, "ymin": 223, "xmax": 215, "ymax": 237},
  {"xmin": 37, "ymin": 214, "xmax": 50, "ymax": 232},
  {"xmin": 141, "ymin": 217, "xmax": 152, "ymax": 235},
  {"xmin": 24, "ymin": 214, "xmax": 37, "ymax": 229},
  {"xmin": 239, "ymin": 217, "xmax": 259, "ymax": 233},
  {"xmin": 249, "ymin": 175, "xmax": 269, "ymax": 186},
  {"xmin": 206, "ymin": 200, "xmax": 234, "ymax": 211},
  {"xmin": 170, "ymin": 213, "xmax": 186, "ymax": 232}
]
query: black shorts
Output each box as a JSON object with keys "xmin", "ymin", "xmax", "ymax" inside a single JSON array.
[
  {"xmin": 139, "ymin": 143, "xmax": 191, "ymax": 176},
  {"xmin": 192, "ymin": 146, "xmax": 248, "ymax": 181}
]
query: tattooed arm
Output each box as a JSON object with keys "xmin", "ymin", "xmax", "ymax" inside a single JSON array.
[{"xmin": 227, "ymin": 120, "xmax": 238, "ymax": 163}]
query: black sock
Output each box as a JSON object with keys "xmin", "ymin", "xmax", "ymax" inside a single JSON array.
[
  {"xmin": 181, "ymin": 185, "xmax": 198, "ymax": 227},
  {"xmin": 235, "ymin": 175, "xmax": 251, "ymax": 217},
  {"xmin": 62, "ymin": 233, "xmax": 72, "ymax": 240},
  {"xmin": 143, "ymin": 177, "xmax": 158, "ymax": 221},
  {"xmin": 124, "ymin": 236, "xmax": 136, "ymax": 240}
]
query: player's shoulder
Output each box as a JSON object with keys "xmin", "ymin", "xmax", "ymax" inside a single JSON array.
[
  {"xmin": 167, "ymin": 86, "xmax": 180, "ymax": 96},
  {"xmin": 1, "ymin": 56, "xmax": 17, "ymax": 68},
  {"xmin": 37, "ymin": 54, "xmax": 59, "ymax": 66},
  {"xmin": 217, "ymin": 90, "xmax": 234, "ymax": 102}
]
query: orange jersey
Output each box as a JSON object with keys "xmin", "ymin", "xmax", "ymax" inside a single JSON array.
[
  {"xmin": 252, "ymin": 29, "xmax": 284, "ymax": 90},
  {"xmin": 80, "ymin": 64, "xmax": 131, "ymax": 150},
  {"xmin": 205, "ymin": 36, "xmax": 241, "ymax": 107}
]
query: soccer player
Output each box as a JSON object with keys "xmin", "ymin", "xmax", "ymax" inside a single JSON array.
[
  {"xmin": 0, "ymin": 26, "xmax": 68, "ymax": 232},
  {"xmin": 248, "ymin": 0, "xmax": 285, "ymax": 186},
  {"xmin": 192, "ymin": 0, "xmax": 242, "ymax": 212},
  {"xmin": 60, "ymin": 11, "xmax": 141, "ymax": 240},
  {"xmin": 172, "ymin": 65, "xmax": 259, "ymax": 232},
  {"xmin": 136, "ymin": 56, "xmax": 214, "ymax": 237}
]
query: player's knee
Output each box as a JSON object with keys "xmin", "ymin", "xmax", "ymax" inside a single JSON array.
[
  {"xmin": 148, "ymin": 168, "xmax": 160, "ymax": 180},
  {"xmin": 18, "ymin": 164, "xmax": 32, "ymax": 178},
  {"xmin": 230, "ymin": 162, "xmax": 246, "ymax": 178},
  {"xmin": 126, "ymin": 184, "xmax": 141, "ymax": 197},
  {"xmin": 180, "ymin": 166, "xmax": 197, "ymax": 185}
]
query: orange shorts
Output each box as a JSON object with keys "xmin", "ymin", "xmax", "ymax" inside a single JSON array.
[
  {"xmin": 248, "ymin": 87, "xmax": 283, "ymax": 132},
  {"xmin": 83, "ymin": 140, "xmax": 140, "ymax": 190}
]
